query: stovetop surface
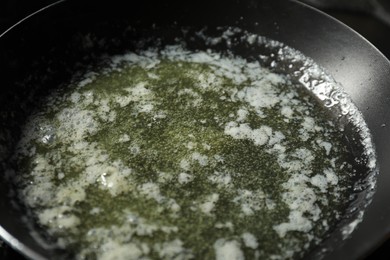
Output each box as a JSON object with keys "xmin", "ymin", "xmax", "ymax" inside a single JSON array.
[{"xmin": 0, "ymin": 1, "xmax": 390, "ymax": 259}]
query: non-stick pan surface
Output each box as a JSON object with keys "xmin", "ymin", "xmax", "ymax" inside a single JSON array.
[{"xmin": 0, "ymin": 0, "xmax": 389, "ymax": 259}]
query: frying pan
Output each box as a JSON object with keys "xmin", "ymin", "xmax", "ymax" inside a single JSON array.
[{"xmin": 0, "ymin": 0, "xmax": 389, "ymax": 259}]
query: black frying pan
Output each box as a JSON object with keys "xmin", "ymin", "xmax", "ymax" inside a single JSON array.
[{"xmin": 0, "ymin": 0, "xmax": 389, "ymax": 259}]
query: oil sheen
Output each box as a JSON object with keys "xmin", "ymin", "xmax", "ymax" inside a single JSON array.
[{"xmin": 13, "ymin": 46, "xmax": 355, "ymax": 259}]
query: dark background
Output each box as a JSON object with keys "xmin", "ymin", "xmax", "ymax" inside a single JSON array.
[{"xmin": 0, "ymin": 0, "xmax": 389, "ymax": 259}]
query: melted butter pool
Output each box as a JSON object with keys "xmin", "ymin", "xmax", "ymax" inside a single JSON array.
[{"xmin": 14, "ymin": 46, "xmax": 356, "ymax": 259}]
